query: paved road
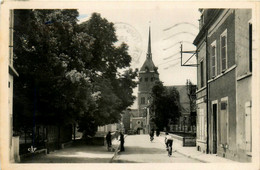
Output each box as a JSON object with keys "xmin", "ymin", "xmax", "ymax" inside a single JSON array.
[{"xmin": 112, "ymin": 134, "xmax": 201, "ymax": 163}]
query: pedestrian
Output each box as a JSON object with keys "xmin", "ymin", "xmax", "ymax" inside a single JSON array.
[
  {"xmin": 150, "ymin": 129, "xmax": 154, "ymax": 141},
  {"xmin": 119, "ymin": 132, "xmax": 125, "ymax": 152},
  {"xmin": 106, "ymin": 131, "xmax": 112, "ymax": 149},
  {"xmin": 156, "ymin": 129, "xmax": 160, "ymax": 136}
]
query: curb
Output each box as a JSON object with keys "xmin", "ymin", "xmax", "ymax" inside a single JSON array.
[{"xmin": 174, "ymin": 150, "xmax": 208, "ymax": 163}]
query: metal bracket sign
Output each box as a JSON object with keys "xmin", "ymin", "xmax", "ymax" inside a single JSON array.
[{"xmin": 180, "ymin": 43, "xmax": 197, "ymax": 67}]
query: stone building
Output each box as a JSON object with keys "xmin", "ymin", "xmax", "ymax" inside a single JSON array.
[
  {"xmin": 136, "ymin": 27, "xmax": 159, "ymax": 134},
  {"xmin": 193, "ymin": 9, "xmax": 252, "ymax": 162}
]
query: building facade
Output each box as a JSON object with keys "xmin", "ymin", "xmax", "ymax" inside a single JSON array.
[
  {"xmin": 8, "ymin": 10, "xmax": 20, "ymax": 162},
  {"xmin": 193, "ymin": 9, "xmax": 252, "ymax": 162}
]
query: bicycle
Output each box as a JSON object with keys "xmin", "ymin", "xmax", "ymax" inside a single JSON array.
[
  {"xmin": 167, "ymin": 145, "xmax": 172, "ymax": 157},
  {"xmin": 165, "ymin": 139, "xmax": 173, "ymax": 157}
]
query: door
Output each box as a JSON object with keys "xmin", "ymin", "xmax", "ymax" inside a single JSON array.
[
  {"xmin": 220, "ymin": 101, "xmax": 228, "ymax": 145},
  {"xmin": 213, "ymin": 104, "xmax": 217, "ymax": 153}
]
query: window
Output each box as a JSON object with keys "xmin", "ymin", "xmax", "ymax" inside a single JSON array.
[
  {"xmin": 151, "ymin": 77, "xmax": 154, "ymax": 82},
  {"xmin": 141, "ymin": 97, "xmax": 145, "ymax": 104},
  {"xmin": 211, "ymin": 41, "xmax": 217, "ymax": 77},
  {"xmin": 220, "ymin": 30, "xmax": 227, "ymax": 71},
  {"xmin": 200, "ymin": 60, "xmax": 204, "ymax": 88},
  {"xmin": 139, "ymin": 77, "xmax": 142, "ymax": 82},
  {"xmin": 198, "ymin": 108, "xmax": 205, "ymax": 141},
  {"xmin": 249, "ymin": 23, "xmax": 252, "ymax": 72},
  {"xmin": 145, "ymin": 77, "xmax": 148, "ymax": 82},
  {"xmin": 245, "ymin": 101, "xmax": 252, "ymax": 152},
  {"xmin": 219, "ymin": 98, "xmax": 228, "ymax": 145}
]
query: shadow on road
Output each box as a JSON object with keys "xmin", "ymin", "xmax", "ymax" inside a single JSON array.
[{"xmin": 118, "ymin": 146, "xmax": 165, "ymax": 155}]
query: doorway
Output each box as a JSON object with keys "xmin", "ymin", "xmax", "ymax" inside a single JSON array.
[{"xmin": 212, "ymin": 103, "xmax": 218, "ymax": 154}]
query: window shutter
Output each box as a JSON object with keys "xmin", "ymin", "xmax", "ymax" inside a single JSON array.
[
  {"xmin": 200, "ymin": 109, "xmax": 204, "ymax": 140},
  {"xmin": 221, "ymin": 35, "xmax": 227, "ymax": 71},
  {"xmin": 245, "ymin": 101, "xmax": 251, "ymax": 152}
]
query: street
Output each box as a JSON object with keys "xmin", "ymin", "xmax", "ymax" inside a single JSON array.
[
  {"xmin": 112, "ymin": 134, "xmax": 200, "ymax": 163},
  {"xmin": 21, "ymin": 134, "xmax": 201, "ymax": 163}
]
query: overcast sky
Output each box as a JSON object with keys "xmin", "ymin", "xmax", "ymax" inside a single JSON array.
[{"xmin": 77, "ymin": 2, "xmax": 201, "ymax": 109}]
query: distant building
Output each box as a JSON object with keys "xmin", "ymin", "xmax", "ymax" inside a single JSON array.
[
  {"xmin": 136, "ymin": 27, "xmax": 159, "ymax": 134},
  {"xmin": 193, "ymin": 9, "xmax": 252, "ymax": 162},
  {"xmin": 122, "ymin": 109, "xmax": 131, "ymax": 133}
]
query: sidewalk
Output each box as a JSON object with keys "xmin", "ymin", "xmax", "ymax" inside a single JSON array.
[
  {"xmin": 156, "ymin": 135, "xmax": 236, "ymax": 163},
  {"xmin": 21, "ymin": 139, "xmax": 120, "ymax": 163}
]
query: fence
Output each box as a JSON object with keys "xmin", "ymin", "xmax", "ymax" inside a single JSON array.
[{"xmin": 18, "ymin": 124, "xmax": 72, "ymax": 155}]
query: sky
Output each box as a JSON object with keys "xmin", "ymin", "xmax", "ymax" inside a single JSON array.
[{"xmin": 77, "ymin": 2, "xmax": 201, "ymax": 109}]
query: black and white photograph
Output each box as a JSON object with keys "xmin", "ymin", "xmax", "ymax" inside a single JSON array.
[{"xmin": 0, "ymin": 1, "xmax": 259, "ymax": 170}]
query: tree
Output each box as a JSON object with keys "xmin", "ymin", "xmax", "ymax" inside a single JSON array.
[
  {"xmin": 13, "ymin": 10, "xmax": 137, "ymax": 138},
  {"xmin": 150, "ymin": 81, "xmax": 181, "ymax": 131},
  {"xmin": 77, "ymin": 13, "xmax": 137, "ymax": 135},
  {"xmin": 186, "ymin": 79, "xmax": 197, "ymax": 131},
  {"xmin": 13, "ymin": 9, "xmax": 90, "ymax": 129}
]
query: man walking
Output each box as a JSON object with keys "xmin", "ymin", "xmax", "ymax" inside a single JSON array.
[
  {"xmin": 106, "ymin": 131, "xmax": 112, "ymax": 150},
  {"xmin": 119, "ymin": 132, "xmax": 125, "ymax": 152}
]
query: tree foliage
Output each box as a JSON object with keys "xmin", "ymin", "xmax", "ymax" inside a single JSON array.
[
  {"xmin": 13, "ymin": 10, "xmax": 137, "ymax": 136},
  {"xmin": 186, "ymin": 79, "xmax": 197, "ymax": 127},
  {"xmin": 150, "ymin": 81, "xmax": 181, "ymax": 131}
]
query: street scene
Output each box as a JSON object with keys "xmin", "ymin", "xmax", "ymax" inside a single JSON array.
[
  {"xmin": 21, "ymin": 134, "xmax": 203, "ymax": 163},
  {"xmin": 1, "ymin": 2, "xmax": 258, "ymax": 169}
]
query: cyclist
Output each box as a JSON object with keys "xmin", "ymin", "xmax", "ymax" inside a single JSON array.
[{"xmin": 165, "ymin": 132, "xmax": 173, "ymax": 156}]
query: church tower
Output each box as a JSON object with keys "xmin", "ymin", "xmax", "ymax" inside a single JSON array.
[{"xmin": 138, "ymin": 27, "xmax": 159, "ymax": 116}]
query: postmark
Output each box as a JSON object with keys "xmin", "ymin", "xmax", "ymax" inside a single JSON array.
[{"xmin": 114, "ymin": 22, "xmax": 143, "ymax": 66}]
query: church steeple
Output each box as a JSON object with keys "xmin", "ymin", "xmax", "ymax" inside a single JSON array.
[
  {"xmin": 137, "ymin": 25, "xmax": 159, "ymax": 124},
  {"xmin": 147, "ymin": 26, "xmax": 152, "ymax": 59},
  {"xmin": 140, "ymin": 26, "xmax": 157, "ymax": 73}
]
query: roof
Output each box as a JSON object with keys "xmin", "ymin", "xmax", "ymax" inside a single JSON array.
[
  {"xmin": 140, "ymin": 57, "xmax": 157, "ymax": 72},
  {"xmin": 139, "ymin": 26, "xmax": 158, "ymax": 73},
  {"xmin": 193, "ymin": 9, "xmax": 224, "ymax": 45}
]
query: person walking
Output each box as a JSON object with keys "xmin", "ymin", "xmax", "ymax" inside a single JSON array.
[
  {"xmin": 106, "ymin": 131, "xmax": 112, "ymax": 150},
  {"xmin": 150, "ymin": 129, "xmax": 154, "ymax": 142},
  {"xmin": 119, "ymin": 132, "xmax": 125, "ymax": 152}
]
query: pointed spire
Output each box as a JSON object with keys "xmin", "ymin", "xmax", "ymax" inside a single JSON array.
[{"xmin": 147, "ymin": 24, "xmax": 152, "ymax": 59}]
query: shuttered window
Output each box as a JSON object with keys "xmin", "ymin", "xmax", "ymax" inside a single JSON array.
[
  {"xmin": 211, "ymin": 41, "xmax": 217, "ymax": 77},
  {"xmin": 220, "ymin": 30, "xmax": 227, "ymax": 71},
  {"xmin": 220, "ymin": 98, "xmax": 228, "ymax": 145},
  {"xmin": 199, "ymin": 109, "xmax": 204, "ymax": 140},
  {"xmin": 200, "ymin": 60, "xmax": 204, "ymax": 88}
]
